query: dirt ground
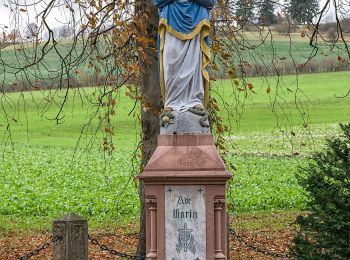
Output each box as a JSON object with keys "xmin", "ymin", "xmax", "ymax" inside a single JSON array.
[{"xmin": 0, "ymin": 212, "xmax": 298, "ymax": 259}]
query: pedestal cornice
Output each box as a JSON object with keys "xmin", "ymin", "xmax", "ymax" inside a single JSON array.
[{"xmin": 139, "ymin": 134, "xmax": 233, "ymax": 183}]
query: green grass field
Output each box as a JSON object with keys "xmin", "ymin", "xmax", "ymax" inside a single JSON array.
[
  {"xmin": 0, "ymin": 71, "xmax": 349, "ymax": 232},
  {"xmin": 2, "ymin": 71, "xmax": 349, "ymax": 149}
]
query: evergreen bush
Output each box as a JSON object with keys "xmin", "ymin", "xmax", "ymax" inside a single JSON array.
[{"xmin": 291, "ymin": 123, "xmax": 350, "ymax": 259}]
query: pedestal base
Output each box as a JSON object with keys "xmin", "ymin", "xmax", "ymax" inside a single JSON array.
[{"xmin": 139, "ymin": 134, "xmax": 232, "ymax": 260}]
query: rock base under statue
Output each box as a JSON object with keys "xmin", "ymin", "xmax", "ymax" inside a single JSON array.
[{"xmin": 160, "ymin": 111, "xmax": 210, "ymax": 135}]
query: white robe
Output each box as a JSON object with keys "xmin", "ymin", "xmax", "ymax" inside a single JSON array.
[{"xmin": 163, "ymin": 31, "xmax": 204, "ymax": 112}]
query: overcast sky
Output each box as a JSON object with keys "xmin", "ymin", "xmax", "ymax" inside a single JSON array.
[
  {"xmin": 0, "ymin": 0, "xmax": 336, "ymax": 29},
  {"xmin": 0, "ymin": 0, "xmax": 75, "ymax": 30}
]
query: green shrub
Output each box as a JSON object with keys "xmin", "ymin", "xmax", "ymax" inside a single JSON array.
[{"xmin": 291, "ymin": 123, "xmax": 350, "ymax": 259}]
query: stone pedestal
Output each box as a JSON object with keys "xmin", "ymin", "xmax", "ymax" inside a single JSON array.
[
  {"xmin": 139, "ymin": 134, "xmax": 232, "ymax": 260},
  {"xmin": 52, "ymin": 213, "xmax": 88, "ymax": 260}
]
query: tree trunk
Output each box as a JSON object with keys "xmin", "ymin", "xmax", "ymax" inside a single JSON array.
[{"xmin": 137, "ymin": 1, "xmax": 161, "ymax": 257}]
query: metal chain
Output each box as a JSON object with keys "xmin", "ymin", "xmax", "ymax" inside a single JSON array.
[
  {"xmin": 17, "ymin": 236, "xmax": 62, "ymax": 260},
  {"xmin": 229, "ymin": 228, "xmax": 291, "ymax": 259},
  {"xmin": 17, "ymin": 229, "xmax": 289, "ymax": 259},
  {"xmin": 88, "ymin": 235, "xmax": 146, "ymax": 259}
]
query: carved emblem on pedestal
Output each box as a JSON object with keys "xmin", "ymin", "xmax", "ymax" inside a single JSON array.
[{"xmin": 176, "ymin": 223, "xmax": 196, "ymax": 254}]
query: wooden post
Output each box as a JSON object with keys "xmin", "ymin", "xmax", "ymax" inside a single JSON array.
[{"xmin": 52, "ymin": 213, "xmax": 88, "ymax": 260}]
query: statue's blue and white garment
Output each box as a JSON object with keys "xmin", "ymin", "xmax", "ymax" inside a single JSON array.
[
  {"xmin": 153, "ymin": 0, "xmax": 215, "ymax": 111},
  {"xmin": 163, "ymin": 31, "xmax": 203, "ymax": 112}
]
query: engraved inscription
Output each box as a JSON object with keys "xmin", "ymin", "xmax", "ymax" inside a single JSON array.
[
  {"xmin": 165, "ymin": 186, "xmax": 206, "ymax": 260},
  {"xmin": 180, "ymin": 149, "xmax": 204, "ymax": 168}
]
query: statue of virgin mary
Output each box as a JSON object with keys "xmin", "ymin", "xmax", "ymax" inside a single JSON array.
[{"xmin": 153, "ymin": 0, "xmax": 215, "ymax": 113}]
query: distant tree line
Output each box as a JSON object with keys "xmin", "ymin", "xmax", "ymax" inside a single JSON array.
[
  {"xmin": 0, "ymin": 0, "xmax": 323, "ymax": 45},
  {"xmin": 0, "ymin": 24, "xmax": 75, "ymax": 44},
  {"xmin": 234, "ymin": 0, "xmax": 319, "ymax": 26}
]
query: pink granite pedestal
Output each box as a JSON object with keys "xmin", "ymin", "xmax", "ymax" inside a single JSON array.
[{"xmin": 139, "ymin": 134, "xmax": 232, "ymax": 260}]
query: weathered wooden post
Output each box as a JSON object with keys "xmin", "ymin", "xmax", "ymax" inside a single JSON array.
[{"xmin": 52, "ymin": 213, "xmax": 88, "ymax": 260}]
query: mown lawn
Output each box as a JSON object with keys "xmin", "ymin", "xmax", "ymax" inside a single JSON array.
[{"xmin": 1, "ymin": 71, "xmax": 349, "ymax": 148}]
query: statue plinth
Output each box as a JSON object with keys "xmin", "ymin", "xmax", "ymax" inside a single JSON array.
[
  {"xmin": 139, "ymin": 134, "xmax": 232, "ymax": 259},
  {"xmin": 160, "ymin": 111, "xmax": 210, "ymax": 135}
]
